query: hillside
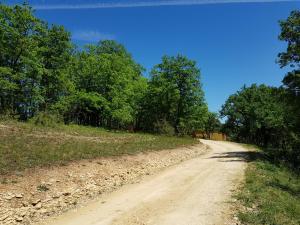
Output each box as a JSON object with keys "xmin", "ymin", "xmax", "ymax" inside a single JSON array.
[
  {"xmin": 0, "ymin": 121, "xmax": 197, "ymax": 175},
  {"xmin": 0, "ymin": 121, "xmax": 205, "ymax": 225}
]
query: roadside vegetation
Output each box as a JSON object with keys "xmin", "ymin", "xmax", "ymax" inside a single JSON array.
[
  {"xmin": 236, "ymin": 149, "xmax": 300, "ymax": 225},
  {"xmin": 220, "ymin": 10, "xmax": 300, "ymax": 225},
  {"xmin": 220, "ymin": 10, "xmax": 300, "ymax": 168},
  {"xmin": 0, "ymin": 120, "xmax": 198, "ymax": 175}
]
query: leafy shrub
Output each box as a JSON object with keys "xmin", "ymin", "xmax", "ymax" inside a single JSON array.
[
  {"xmin": 153, "ymin": 119, "xmax": 175, "ymax": 136},
  {"xmin": 29, "ymin": 112, "xmax": 63, "ymax": 127}
]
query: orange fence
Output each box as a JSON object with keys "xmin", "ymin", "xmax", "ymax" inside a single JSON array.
[{"xmin": 193, "ymin": 131, "xmax": 227, "ymax": 141}]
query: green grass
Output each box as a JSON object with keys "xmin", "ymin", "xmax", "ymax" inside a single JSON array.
[
  {"xmin": 0, "ymin": 120, "xmax": 198, "ymax": 175},
  {"xmin": 236, "ymin": 153, "xmax": 300, "ymax": 225}
]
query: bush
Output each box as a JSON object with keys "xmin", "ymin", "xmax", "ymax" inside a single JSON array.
[
  {"xmin": 29, "ymin": 112, "xmax": 63, "ymax": 127},
  {"xmin": 153, "ymin": 119, "xmax": 175, "ymax": 136}
]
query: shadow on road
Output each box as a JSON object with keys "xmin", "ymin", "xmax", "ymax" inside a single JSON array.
[{"xmin": 209, "ymin": 151, "xmax": 262, "ymax": 162}]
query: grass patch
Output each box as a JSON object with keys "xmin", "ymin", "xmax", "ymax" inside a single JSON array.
[
  {"xmin": 236, "ymin": 154, "xmax": 300, "ymax": 225},
  {"xmin": 0, "ymin": 120, "xmax": 198, "ymax": 175}
]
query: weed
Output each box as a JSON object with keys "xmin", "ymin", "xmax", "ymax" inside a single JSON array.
[{"xmin": 37, "ymin": 184, "xmax": 50, "ymax": 192}]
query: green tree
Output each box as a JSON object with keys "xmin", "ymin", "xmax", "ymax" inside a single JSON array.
[
  {"xmin": 277, "ymin": 10, "xmax": 300, "ymax": 166},
  {"xmin": 54, "ymin": 91, "xmax": 109, "ymax": 126},
  {"xmin": 0, "ymin": 3, "xmax": 74, "ymax": 119},
  {"xmin": 39, "ymin": 24, "xmax": 74, "ymax": 110},
  {"xmin": 204, "ymin": 112, "xmax": 221, "ymax": 139},
  {"xmin": 142, "ymin": 55, "xmax": 208, "ymax": 135},
  {"xmin": 0, "ymin": 3, "xmax": 45, "ymax": 119},
  {"xmin": 278, "ymin": 10, "xmax": 300, "ymax": 93},
  {"xmin": 278, "ymin": 10, "xmax": 300, "ymax": 69},
  {"xmin": 67, "ymin": 40, "xmax": 147, "ymax": 128},
  {"xmin": 220, "ymin": 84, "xmax": 286, "ymax": 146}
]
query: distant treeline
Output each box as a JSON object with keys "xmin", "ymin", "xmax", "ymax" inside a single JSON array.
[
  {"xmin": 220, "ymin": 11, "xmax": 300, "ymax": 167},
  {"xmin": 0, "ymin": 3, "xmax": 220, "ymax": 135}
]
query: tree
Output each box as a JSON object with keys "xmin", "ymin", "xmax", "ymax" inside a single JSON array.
[
  {"xmin": 0, "ymin": 3, "xmax": 74, "ymax": 119},
  {"xmin": 278, "ymin": 10, "xmax": 300, "ymax": 69},
  {"xmin": 67, "ymin": 41, "xmax": 147, "ymax": 128},
  {"xmin": 0, "ymin": 3, "xmax": 45, "ymax": 119},
  {"xmin": 277, "ymin": 10, "xmax": 300, "ymax": 166},
  {"xmin": 278, "ymin": 10, "xmax": 300, "ymax": 94},
  {"xmin": 54, "ymin": 91, "xmax": 109, "ymax": 126},
  {"xmin": 141, "ymin": 55, "xmax": 208, "ymax": 135},
  {"xmin": 220, "ymin": 84, "xmax": 287, "ymax": 146},
  {"xmin": 204, "ymin": 112, "xmax": 221, "ymax": 139},
  {"xmin": 39, "ymin": 24, "xmax": 74, "ymax": 110}
]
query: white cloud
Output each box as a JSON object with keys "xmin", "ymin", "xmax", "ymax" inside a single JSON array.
[
  {"xmin": 72, "ymin": 30, "xmax": 115, "ymax": 42},
  {"xmin": 34, "ymin": 0, "xmax": 299, "ymax": 10}
]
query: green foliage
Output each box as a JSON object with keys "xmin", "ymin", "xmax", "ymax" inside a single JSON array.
[
  {"xmin": 220, "ymin": 10, "xmax": 300, "ymax": 166},
  {"xmin": 0, "ymin": 3, "xmax": 209, "ymax": 135},
  {"xmin": 0, "ymin": 3, "xmax": 44, "ymax": 118},
  {"xmin": 221, "ymin": 84, "xmax": 286, "ymax": 145},
  {"xmin": 278, "ymin": 10, "xmax": 300, "ymax": 69},
  {"xmin": 282, "ymin": 70, "xmax": 300, "ymax": 91},
  {"xmin": 204, "ymin": 112, "xmax": 221, "ymax": 138},
  {"xmin": 140, "ymin": 55, "xmax": 208, "ymax": 135},
  {"xmin": 39, "ymin": 24, "xmax": 74, "ymax": 109},
  {"xmin": 54, "ymin": 91, "xmax": 109, "ymax": 126},
  {"xmin": 221, "ymin": 10, "xmax": 300, "ymax": 167},
  {"xmin": 153, "ymin": 119, "xmax": 175, "ymax": 136},
  {"xmin": 278, "ymin": 10, "xmax": 300, "ymax": 100},
  {"xmin": 0, "ymin": 3, "xmax": 73, "ymax": 119},
  {"xmin": 29, "ymin": 111, "xmax": 63, "ymax": 127},
  {"xmin": 67, "ymin": 40, "xmax": 147, "ymax": 128},
  {"xmin": 220, "ymin": 84, "xmax": 300, "ymax": 166}
]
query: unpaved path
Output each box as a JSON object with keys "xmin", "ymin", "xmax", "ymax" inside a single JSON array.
[{"xmin": 44, "ymin": 140, "xmax": 248, "ymax": 225}]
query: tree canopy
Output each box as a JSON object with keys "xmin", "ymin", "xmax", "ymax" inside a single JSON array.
[
  {"xmin": 139, "ymin": 55, "xmax": 208, "ymax": 135},
  {"xmin": 0, "ymin": 3, "xmax": 209, "ymax": 135},
  {"xmin": 221, "ymin": 10, "xmax": 300, "ymax": 167}
]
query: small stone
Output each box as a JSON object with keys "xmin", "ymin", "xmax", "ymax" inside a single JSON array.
[
  {"xmin": 5, "ymin": 195, "xmax": 14, "ymax": 200},
  {"xmin": 52, "ymin": 194, "xmax": 60, "ymax": 199},
  {"xmin": 31, "ymin": 199, "xmax": 41, "ymax": 206},
  {"xmin": 42, "ymin": 198, "xmax": 52, "ymax": 203},
  {"xmin": 35, "ymin": 203, "xmax": 42, "ymax": 209},
  {"xmin": 19, "ymin": 210, "xmax": 27, "ymax": 217},
  {"xmin": 15, "ymin": 216, "xmax": 23, "ymax": 222},
  {"xmin": 15, "ymin": 193, "xmax": 23, "ymax": 198},
  {"xmin": 63, "ymin": 191, "xmax": 71, "ymax": 196},
  {"xmin": 22, "ymin": 201, "xmax": 28, "ymax": 207},
  {"xmin": 49, "ymin": 178, "xmax": 56, "ymax": 183}
]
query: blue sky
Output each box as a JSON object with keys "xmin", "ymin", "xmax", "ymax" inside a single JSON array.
[{"xmin": 6, "ymin": 0, "xmax": 300, "ymax": 112}]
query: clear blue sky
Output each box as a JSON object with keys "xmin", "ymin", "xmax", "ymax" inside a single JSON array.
[{"xmin": 7, "ymin": 0, "xmax": 300, "ymax": 112}]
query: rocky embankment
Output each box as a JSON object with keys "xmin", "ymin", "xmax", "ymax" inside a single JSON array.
[{"xmin": 0, "ymin": 143, "xmax": 207, "ymax": 225}]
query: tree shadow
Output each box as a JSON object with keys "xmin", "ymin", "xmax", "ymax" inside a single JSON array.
[
  {"xmin": 267, "ymin": 181, "xmax": 300, "ymax": 197},
  {"xmin": 209, "ymin": 151, "xmax": 263, "ymax": 162}
]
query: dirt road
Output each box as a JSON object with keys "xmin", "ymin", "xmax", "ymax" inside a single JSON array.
[{"xmin": 44, "ymin": 140, "xmax": 248, "ymax": 225}]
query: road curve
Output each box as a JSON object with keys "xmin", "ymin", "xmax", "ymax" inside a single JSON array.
[{"xmin": 43, "ymin": 140, "xmax": 248, "ymax": 225}]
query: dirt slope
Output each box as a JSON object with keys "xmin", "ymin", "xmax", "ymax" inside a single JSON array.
[
  {"xmin": 0, "ymin": 142, "xmax": 207, "ymax": 225},
  {"xmin": 43, "ymin": 140, "xmax": 248, "ymax": 225}
]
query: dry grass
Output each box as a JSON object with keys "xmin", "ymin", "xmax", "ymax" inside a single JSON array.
[{"xmin": 0, "ymin": 120, "xmax": 198, "ymax": 175}]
